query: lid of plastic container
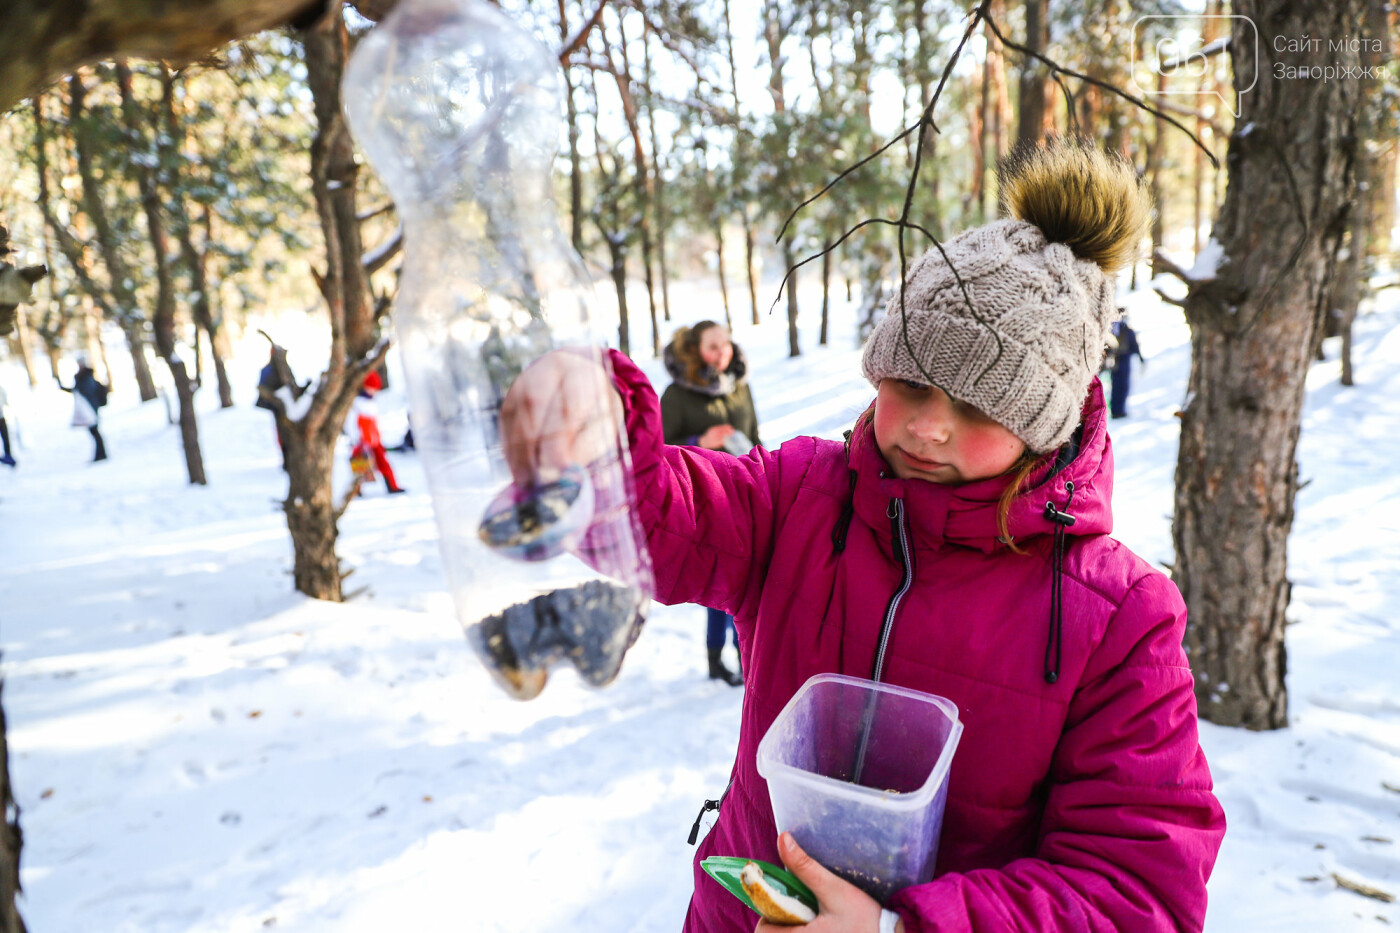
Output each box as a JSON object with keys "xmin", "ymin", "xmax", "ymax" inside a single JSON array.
[{"xmin": 755, "ymin": 672, "xmax": 965, "ymax": 810}]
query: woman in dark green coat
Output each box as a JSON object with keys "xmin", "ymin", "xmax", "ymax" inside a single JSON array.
[{"xmin": 660, "ymin": 321, "xmax": 761, "ymax": 686}]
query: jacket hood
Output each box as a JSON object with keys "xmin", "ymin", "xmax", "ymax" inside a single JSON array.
[
  {"xmin": 850, "ymin": 378, "xmax": 1114, "ymax": 554},
  {"xmin": 662, "ymin": 341, "xmax": 749, "ymax": 397}
]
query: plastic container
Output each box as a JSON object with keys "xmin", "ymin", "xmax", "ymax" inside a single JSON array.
[
  {"xmin": 756, "ymin": 673, "xmax": 963, "ymax": 903},
  {"xmin": 343, "ymin": 0, "xmax": 653, "ymax": 700}
]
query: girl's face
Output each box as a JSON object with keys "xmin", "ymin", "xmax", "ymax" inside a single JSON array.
[
  {"xmin": 874, "ymin": 379, "xmax": 1027, "ymax": 484},
  {"xmin": 697, "ymin": 327, "xmax": 733, "ymax": 372}
]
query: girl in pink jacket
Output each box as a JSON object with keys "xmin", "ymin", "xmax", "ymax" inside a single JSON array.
[{"xmin": 501, "ymin": 142, "xmax": 1225, "ymax": 932}]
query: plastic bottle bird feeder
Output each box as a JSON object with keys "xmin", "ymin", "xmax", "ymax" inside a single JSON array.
[{"xmin": 343, "ymin": 0, "xmax": 654, "ymax": 700}]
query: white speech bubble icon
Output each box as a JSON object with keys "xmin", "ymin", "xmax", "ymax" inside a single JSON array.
[{"xmin": 1131, "ymin": 15, "xmax": 1258, "ymax": 119}]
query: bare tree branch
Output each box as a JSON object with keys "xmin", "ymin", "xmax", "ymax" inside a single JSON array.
[
  {"xmin": 363, "ymin": 224, "xmax": 403, "ymax": 275},
  {"xmin": 559, "ymin": 0, "xmax": 608, "ymax": 64},
  {"xmin": 0, "ymin": 0, "xmax": 326, "ymax": 112}
]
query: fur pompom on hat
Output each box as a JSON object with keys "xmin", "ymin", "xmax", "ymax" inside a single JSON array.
[{"xmin": 861, "ymin": 140, "xmax": 1152, "ymax": 453}]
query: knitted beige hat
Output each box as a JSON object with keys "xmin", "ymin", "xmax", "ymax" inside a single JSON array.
[{"xmin": 861, "ymin": 142, "xmax": 1152, "ymax": 453}]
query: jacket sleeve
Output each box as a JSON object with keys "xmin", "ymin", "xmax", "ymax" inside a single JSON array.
[
  {"xmin": 608, "ymin": 349, "xmax": 780, "ymax": 618},
  {"xmin": 887, "ymin": 573, "xmax": 1226, "ymax": 933}
]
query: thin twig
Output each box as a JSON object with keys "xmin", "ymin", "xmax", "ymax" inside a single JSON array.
[
  {"xmin": 558, "ymin": 0, "xmax": 608, "ymax": 64},
  {"xmin": 1332, "ymin": 873, "xmax": 1395, "ymax": 904},
  {"xmin": 1152, "ymin": 249, "xmax": 1196, "ymax": 285},
  {"xmin": 981, "ymin": 14, "xmax": 1218, "ymax": 168},
  {"xmin": 1052, "ymin": 72, "xmax": 1079, "ymax": 136},
  {"xmin": 774, "ymin": 119, "xmax": 928, "ymax": 244},
  {"xmin": 1153, "ymin": 287, "xmax": 1187, "ymax": 307},
  {"xmin": 766, "ymin": 217, "xmax": 942, "ymax": 317}
]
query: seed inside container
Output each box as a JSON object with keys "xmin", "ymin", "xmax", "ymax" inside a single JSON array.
[{"xmin": 471, "ymin": 580, "xmax": 645, "ymax": 699}]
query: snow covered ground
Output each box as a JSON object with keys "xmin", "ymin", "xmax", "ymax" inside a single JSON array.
[{"xmin": 1, "ymin": 276, "xmax": 1397, "ymax": 932}]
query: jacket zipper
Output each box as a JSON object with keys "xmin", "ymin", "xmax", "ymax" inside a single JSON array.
[
  {"xmin": 853, "ymin": 498, "xmax": 915, "ymax": 785},
  {"xmin": 872, "ymin": 498, "xmax": 914, "ymax": 683}
]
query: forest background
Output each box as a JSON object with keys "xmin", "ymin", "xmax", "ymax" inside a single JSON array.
[{"xmin": 0, "ymin": 0, "xmax": 1397, "ymax": 929}]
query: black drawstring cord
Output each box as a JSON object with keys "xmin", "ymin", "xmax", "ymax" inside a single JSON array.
[
  {"xmin": 831, "ymin": 468, "xmax": 858, "ymax": 554},
  {"xmin": 1042, "ymin": 481, "xmax": 1076, "ymax": 684}
]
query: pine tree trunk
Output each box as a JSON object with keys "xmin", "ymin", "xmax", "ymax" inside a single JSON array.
[
  {"xmin": 784, "ymin": 239, "xmax": 799, "ymax": 358},
  {"xmin": 819, "ymin": 241, "xmax": 830, "ymax": 346},
  {"xmin": 558, "ymin": 0, "xmax": 585, "ymax": 256},
  {"xmin": 744, "ymin": 223, "xmax": 760, "ymax": 326},
  {"xmin": 0, "ymin": 678, "xmax": 25, "ymax": 933},
  {"xmin": 912, "ymin": 0, "xmax": 940, "ymax": 230},
  {"xmin": 118, "ymin": 59, "xmax": 206, "ymax": 485},
  {"xmin": 68, "ymin": 71, "xmax": 160, "ymax": 402},
  {"xmin": 721, "ymin": 0, "xmax": 759, "ymax": 328},
  {"xmin": 1016, "ymin": 0, "xmax": 1048, "ymax": 150},
  {"xmin": 1173, "ymin": 0, "xmax": 1363, "ymax": 730},
  {"xmin": 642, "ymin": 25, "xmax": 671, "ymax": 324},
  {"xmin": 271, "ymin": 0, "xmax": 389, "ymax": 601},
  {"xmin": 716, "ymin": 219, "xmax": 732, "ymax": 329},
  {"xmin": 122, "ymin": 322, "xmax": 158, "ymax": 401},
  {"xmin": 1148, "ymin": 68, "xmax": 1168, "ymax": 272},
  {"xmin": 608, "ymin": 236, "xmax": 630, "ymax": 357},
  {"xmin": 282, "ymin": 434, "xmax": 342, "ymax": 599}
]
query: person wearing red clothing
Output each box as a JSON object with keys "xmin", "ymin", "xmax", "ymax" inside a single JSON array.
[{"xmin": 350, "ymin": 370, "xmax": 406, "ymax": 494}]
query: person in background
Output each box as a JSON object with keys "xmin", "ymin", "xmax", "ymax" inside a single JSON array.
[
  {"xmin": 1108, "ymin": 315, "xmax": 1145, "ymax": 419},
  {"xmin": 0, "ymin": 382, "xmax": 15, "ymax": 466},
  {"xmin": 256, "ymin": 344, "xmax": 300, "ymax": 469},
  {"xmin": 351, "ymin": 370, "xmax": 406, "ymax": 494},
  {"xmin": 660, "ymin": 320, "xmax": 761, "ymax": 687},
  {"xmin": 59, "ymin": 356, "xmax": 109, "ymax": 462}
]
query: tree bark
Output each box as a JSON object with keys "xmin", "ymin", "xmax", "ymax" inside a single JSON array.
[
  {"xmin": 0, "ymin": 677, "xmax": 26, "ymax": 933},
  {"xmin": 784, "ymin": 239, "xmax": 799, "ymax": 357},
  {"xmin": 1172, "ymin": 0, "xmax": 1363, "ymax": 730},
  {"xmin": 912, "ymin": 0, "xmax": 940, "ymax": 231},
  {"xmin": 271, "ymin": 1, "xmax": 392, "ymax": 602},
  {"xmin": 722, "ymin": 0, "xmax": 759, "ymax": 326},
  {"xmin": 0, "ymin": 0, "xmax": 322, "ymax": 109},
  {"xmin": 819, "ymin": 240, "xmax": 830, "ymax": 346},
  {"xmin": 1333, "ymin": 0, "xmax": 1391, "ymax": 386},
  {"xmin": 642, "ymin": 25, "xmax": 671, "ymax": 324},
  {"xmin": 117, "ymin": 60, "xmax": 207, "ymax": 484},
  {"xmin": 66, "ymin": 72, "xmax": 161, "ymax": 402},
  {"xmin": 558, "ymin": 0, "xmax": 585, "ymax": 256},
  {"xmin": 715, "ymin": 218, "xmax": 732, "ymax": 330},
  {"xmin": 605, "ymin": 234, "xmax": 631, "ymax": 357},
  {"xmin": 159, "ymin": 68, "xmax": 233, "ymax": 408},
  {"xmin": 611, "ymin": 24, "xmax": 659, "ymax": 357},
  {"xmin": 1147, "ymin": 66, "xmax": 1168, "ymax": 273},
  {"xmin": 1016, "ymin": 0, "xmax": 1049, "ymax": 150}
]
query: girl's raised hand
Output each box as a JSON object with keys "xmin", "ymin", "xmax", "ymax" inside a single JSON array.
[
  {"xmin": 755, "ymin": 833, "xmax": 899, "ymax": 933},
  {"xmin": 498, "ymin": 349, "xmax": 623, "ymax": 486}
]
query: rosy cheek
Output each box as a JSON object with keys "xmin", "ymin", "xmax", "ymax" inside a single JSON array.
[{"xmin": 959, "ymin": 428, "xmax": 1023, "ymax": 477}]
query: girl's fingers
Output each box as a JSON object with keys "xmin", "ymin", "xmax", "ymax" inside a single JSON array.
[
  {"xmin": 777, "ymin": 832, "xmax": 840, "ymax": 903},
  {"xmin": 499, "ymin": 350, "xmax": 622, "ymax": 485}
]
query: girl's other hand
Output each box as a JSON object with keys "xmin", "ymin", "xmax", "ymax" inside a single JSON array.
[
  {"xmin": 755, "ymin": 833, "xmax": 898, "ymax": 933},
  {"xmin": 698, "ymin": 423, "xmax": 736, "ymax": 450},
  {"xmin": 499, "ymin": 349, "xmax": 622, "ymax": 486}
]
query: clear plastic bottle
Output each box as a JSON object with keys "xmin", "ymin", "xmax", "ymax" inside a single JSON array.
[{"xmin": 343, "ymin": 0, "xmax": 653, "ymax": 700}]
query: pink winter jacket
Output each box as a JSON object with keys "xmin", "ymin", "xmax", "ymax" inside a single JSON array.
[{"xmin": 606, "ymin": 350, "xmax": 1225, "ymax": 932}]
